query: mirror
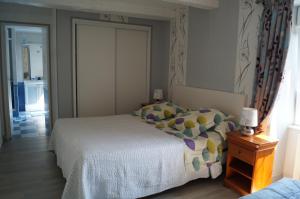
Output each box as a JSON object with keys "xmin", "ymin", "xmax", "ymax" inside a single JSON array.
[
  {"xmin": 22, "ymin": 44, "xmax": 44, "ymax": 80},
  {"xmin": 22, "ymin": 46, "xmax": 30, "ymax": 80}
]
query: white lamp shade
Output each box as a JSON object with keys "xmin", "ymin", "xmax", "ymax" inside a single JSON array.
[
  {"xmin": 239, "ymin": 107, "xmax": 258, "ymax": 127},
  {"xmin": 153, "ymin": 89, "xmax": 163, "ymax": 100}
]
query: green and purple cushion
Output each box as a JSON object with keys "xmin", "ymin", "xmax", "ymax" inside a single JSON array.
[
  {"xmin": 213, "ymin": 120, "xmax": 238, "ymax": 140},
  {"xmin": 134, "ymin": 102, "xmax": 186, "ymax": 123},
  {"xmin": 166, "ymin": 108, "xmax": 232, "ymax": 138},
  {"xmin": 197, "ymin": 108, "xmax": 233, "ymax": 124}
]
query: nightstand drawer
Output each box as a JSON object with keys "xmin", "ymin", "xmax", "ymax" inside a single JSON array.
[{"xmin": 229, "ymin": 144, "xmax": 255, "ymax": 165}]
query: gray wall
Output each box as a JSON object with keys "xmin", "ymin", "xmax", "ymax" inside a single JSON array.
[
  {"xmin": 128, "ymin": 17, "xmax": 170, "ymax": 101},
  {"xmin": 186, "ymin": 0, "xmax": 239, "ymax": 92},
  {"xmin": 56, "ymin": 10, "xmax": 100, "ymax": 118},
  {"xmin": 0, "ymin": 2, "xmax": 53, "ymax": 24},
  {"xmin": 0, "ymin": 104, "xmax": 3, "ymax": 145},
  {"xmin": 0, "ymin": 3, "xmax": 170, "ymax": 119},
  {"xmin": 56, "ymin": 11, "xmax": 170, "ymax": 118}
]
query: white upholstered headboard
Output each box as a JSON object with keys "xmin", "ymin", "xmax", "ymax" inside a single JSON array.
[{"xmin": 172, "ymin": 86, "xmax": 246, "ymax": 119}]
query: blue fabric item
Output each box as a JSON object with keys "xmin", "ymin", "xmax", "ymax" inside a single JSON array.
[
  {"xmin": 11, "ymin": 83, "xmax": 15, "ymax": 110},
  {"xmin": 13, "ymin": 110, "xmax": 19, "ymax": 118},
  {"xmin": 12, "ymin": 84, "xmax": 19, "ymax": 118},
  {"xmin": 18, "ymin": 82, "xmax": 25, "ymax": 112},
  {"xmin": 240, "ymin": 178, "xmax": 300, "ymax": 199}
]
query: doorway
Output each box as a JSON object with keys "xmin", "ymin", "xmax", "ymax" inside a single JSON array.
[{"xmin": 1, "ymin": 24, "xmax": 50, "ymax": 139}]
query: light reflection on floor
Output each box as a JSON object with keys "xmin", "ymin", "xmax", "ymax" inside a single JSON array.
[{"xmin": 12, "ymin": 111, "xmax": 50, "ymax": 138}]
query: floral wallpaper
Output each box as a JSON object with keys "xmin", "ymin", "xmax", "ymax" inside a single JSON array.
[
  {"xmin": 168, "ymin": 6, "xmax": 189, "ymax": 98},
  {"xmin": 235, "ymin": 0, "xmax": 263, "ymax": 105}
]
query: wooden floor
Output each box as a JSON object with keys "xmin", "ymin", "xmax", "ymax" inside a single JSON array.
[
  {"xmin": 0, "ymin": 136, "xmax": 65, "ymax": 199},
  {"xmin": 0, "ymin": 136, "xmax": 240, "ymax": 199}
]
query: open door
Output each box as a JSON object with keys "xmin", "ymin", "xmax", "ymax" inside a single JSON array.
[
  {"xmin": 0, "ymin": 25, "xmax": 4, "ymax": 145},
  {"xmin": 1, "ymin": 24, "xmax": 51, "ymax": 139}
]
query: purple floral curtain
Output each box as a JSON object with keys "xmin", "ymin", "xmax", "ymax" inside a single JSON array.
[{"xmin": 252, "ymin": 0, "xmax": 294, "ymax": 125}]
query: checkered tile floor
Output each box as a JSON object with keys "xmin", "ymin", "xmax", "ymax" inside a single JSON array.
[{"xmin": 12, "ymin": 111, "xmax": 50, "ymax": 138}]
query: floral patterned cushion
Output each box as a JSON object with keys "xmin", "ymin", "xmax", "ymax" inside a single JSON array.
[
  {"xmin": 197, "ymin": 108, "xmax": 233, "ymax": 124},
  {"xmin": 134, "ymin": 102, "xmax": 186, "ymax": 123},
  {"xmin": 165, "ymin": 108, "xmax": 232, "ymax": 138},
  {"xmin": 213, "ymin": 120, "xmax": 238, "ymax": 140}
]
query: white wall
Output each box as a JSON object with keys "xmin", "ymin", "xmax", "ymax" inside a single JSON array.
[
  {"xmin": 269, "ymin": 25, "xmax": 299, "ymax": 180},
  {"xmin": 15, "ymin": 32, "xmax": 24, "ymax": 82},
  {"xmin": 283, "ymin": 126, "xmax": 300, "ymax": 179},
  {"xmin": 28, "ymin": 44, "xmax": 44, "ymax": 79}
]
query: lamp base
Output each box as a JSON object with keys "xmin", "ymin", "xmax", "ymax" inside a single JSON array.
[{"xmin": 241, "ymin": 127, "xmax": 254, "ymax": 136}]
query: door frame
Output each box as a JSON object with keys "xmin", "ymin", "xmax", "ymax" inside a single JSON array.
[
  {"xmin": 0, "ymin": 22, "xmax": 53, "ymax": 139},
  {"xmin": 0, "ymin": 23, "xmax": 12, "ymax": 140},
  {"xmin": 0, "ymin": 24, "xmax": 7, "ymax": 144},
  {"xmin": 72, "ymin": 19, "xmax": 152, "ymax": 117}
]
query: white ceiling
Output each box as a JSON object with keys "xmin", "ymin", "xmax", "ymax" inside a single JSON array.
[
  {"xmin": 0, "ymin": 0, "xmax": 219, "ymax": 20},
  {"xmin": 162, "ymin": 0, "xmax": 218, "ymax": 9},
  {"xmin": 12, "ymin": 26, "xmax": 43, "ymax": 33}
]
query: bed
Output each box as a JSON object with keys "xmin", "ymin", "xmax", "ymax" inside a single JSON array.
[
  {"xmin": 240, "ymin": 178, "xmax": 300, "ymax": 199},
  {"xmin": 49, "ymin": 86, "xmax": 245, "ymax": 199}
]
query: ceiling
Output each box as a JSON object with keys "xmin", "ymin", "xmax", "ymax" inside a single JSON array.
[
  {"xmin": 0, "ymin": 0, "xmax": 219, "ymax": 19},
  {"xmin": 161, "ymin": 0, "xmax": 218, "ymax": 9},
  {"xmin": 12, "ymin": 26, "xmax": 43, "ymax": 33}
]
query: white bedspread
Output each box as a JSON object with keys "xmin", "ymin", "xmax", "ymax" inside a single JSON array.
[{"xmin": 50, "ymin": 115, "xmax": 190, "ymax": 199}]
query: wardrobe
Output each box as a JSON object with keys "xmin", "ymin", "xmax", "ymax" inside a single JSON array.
[{"xmin": 73, "ymin": 19, "xmax": 151, "ymax": 117}]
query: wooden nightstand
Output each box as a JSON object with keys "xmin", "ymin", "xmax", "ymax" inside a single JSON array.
[{"xmin": 224, "ymin": 131, "xmax": 278, "ymax": 196}]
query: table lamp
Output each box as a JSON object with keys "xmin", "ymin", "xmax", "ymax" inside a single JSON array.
[
  {"xmin": 153, "ymin": 89, "xmax": 163, "ymax": 102},
  {"xmin": 239, "ymin": 107, "xmax": 258, "ymax": 136}
]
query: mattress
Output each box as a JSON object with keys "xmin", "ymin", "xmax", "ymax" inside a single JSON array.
[{"xmin": 49, "ymin": 114, "xmax": 224, "ymax": 199}]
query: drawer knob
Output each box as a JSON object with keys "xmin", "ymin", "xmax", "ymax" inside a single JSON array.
[{"xmin": 238, "ymin": 150, "xmax": 242, "ymax": 154}]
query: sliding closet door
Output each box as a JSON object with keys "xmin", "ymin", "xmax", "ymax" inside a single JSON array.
[
  {"xmin": 116, "ymin": 29, "xmax": 149, "ymax": 114},
  {"xmin": 76, "ymin": 24, "xmax": 115, "ymax": 117}
]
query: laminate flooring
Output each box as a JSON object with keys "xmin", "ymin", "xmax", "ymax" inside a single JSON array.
[{"xmin": 0, "ymin": 136, "xmax": 240, "ymax": 199}]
